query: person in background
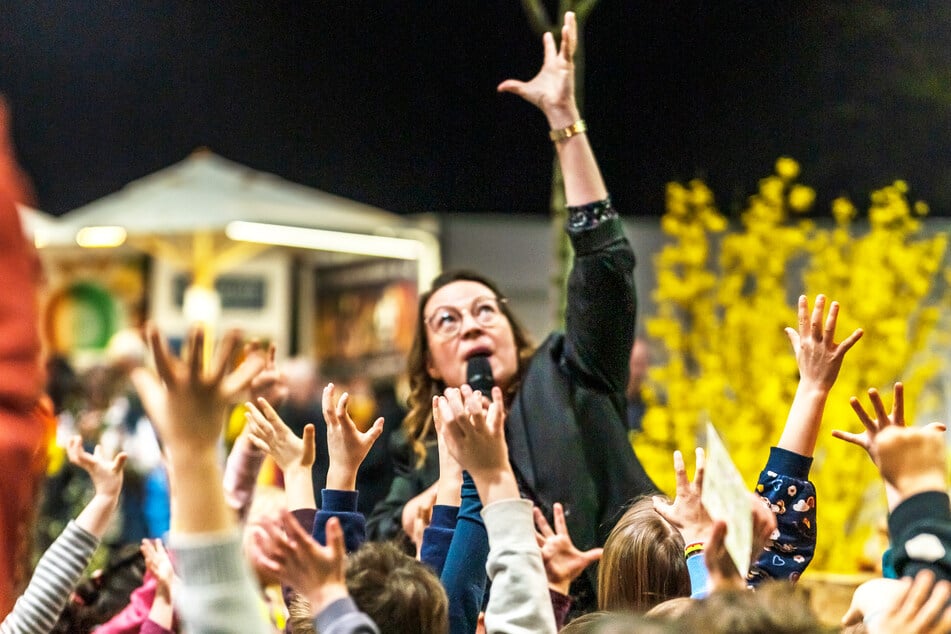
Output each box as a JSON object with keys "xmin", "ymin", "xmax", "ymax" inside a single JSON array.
[{"xmin": 625, "ymin": 337, "xmax": 649, "ymax": 432}]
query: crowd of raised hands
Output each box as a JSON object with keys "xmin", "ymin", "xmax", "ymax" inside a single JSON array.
[
  {"xmin": 6, "ymin": 9, "xmax": 951, "ymax": 634},
  {"xmin": 7, "ymin": 292, "xmax": 951, "ymax": 634}
]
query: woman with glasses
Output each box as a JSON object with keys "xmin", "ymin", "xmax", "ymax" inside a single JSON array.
[{"xmin": 366, "ymin": 12, "xmax": 658, "ymax": 605}]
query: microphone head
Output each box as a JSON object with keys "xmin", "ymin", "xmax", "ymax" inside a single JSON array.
[{"xmin": 466, "ymin": 354, "xmax": 495, "ymax": 394}]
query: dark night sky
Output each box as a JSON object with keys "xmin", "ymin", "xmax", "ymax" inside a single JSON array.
[{"xmin": 1, "ymin": 2, "xmax": 949, "ymax": 218}]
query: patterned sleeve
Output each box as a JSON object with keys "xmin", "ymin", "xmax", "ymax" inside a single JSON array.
[
  {"xmin": 0, "ymin": 521, "xmax": 99, "ymax": 634},
  {"xmin": 747, "ymin": 447, "xmax": 817, "ymax": 585}
]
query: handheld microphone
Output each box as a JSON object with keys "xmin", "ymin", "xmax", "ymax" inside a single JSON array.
[{"xmin": 466, "ymin": 355, "xmax": 495, "ymax": 394}]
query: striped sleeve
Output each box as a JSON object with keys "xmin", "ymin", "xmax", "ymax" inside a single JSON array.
[{"xmin": 0, "ymin": 520, "xmax": 99, "ymax": 634}]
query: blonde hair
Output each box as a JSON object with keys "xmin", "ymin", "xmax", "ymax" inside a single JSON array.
[{"xmin": 598, "ymin": 497, "xmax": 690, "ymax": 613}]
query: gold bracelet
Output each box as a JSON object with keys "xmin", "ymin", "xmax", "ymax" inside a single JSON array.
[{"xmin": 549, "ymin": 119, "xmax": 587, "ymax": 143}]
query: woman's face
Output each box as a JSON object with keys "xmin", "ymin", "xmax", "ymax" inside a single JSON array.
[{"xmin": 423, "ymin": 280, "xmax": 519, "ymax": 392}]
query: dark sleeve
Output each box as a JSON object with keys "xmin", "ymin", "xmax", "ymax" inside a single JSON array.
[
  {"xmin": 748, "ymin": 447, "xmax": 817, "ymax": 585},
  {"xmin": 313, "ymin": 490, "xmax": 366, "ymax": 553},
  {"xmin": 420, "ymin": 505, "xmax": 459, "ymax": 576},
  {"xmin": 563, "ymin": 201, "xmax": 636, "ymax": 395},
  {"xmin": 365, "ymin": 438, "xmax": 439, "ymax": 541},
  {"xmin": 550, "ymin": 589, "xmax": 572, "ymax": 631},
  {"xmin": 440, "ymin": 473, "xmax": 489, "ymax": 634},
  {"xmin": 888, "ymin": 491, "xmax": 951, "ymax": 581}
]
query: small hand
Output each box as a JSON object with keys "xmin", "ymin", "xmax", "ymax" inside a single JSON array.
[
  {"xmin": 785, "ymin": 294, "xmax": 863, "ymax": 391},
  {"xmin": 653, "ymin": 448, "xmax": 713, "ymax": 545},
  {"xmin": 432, "ymin": 395, "xmax": 463, "ymax": 506},
  {"xmin": 66, "ymin": 435, "xmax": 126, "ymax": 499},
  {"xmin": 323, "ymin": 383, "xmax": 384, "ymax": 491},
  {"xmin": 875, "ymin": 423, "xmax": 948, "ymax": 502},
  {"xmin": 832, "ymin": 383, "xmax": 905, "ymax": 466},
  {"xmin": 245, "ymin": 397, "xmax": 316, "ymax": 472},
  {"xmin": 497, "ymin": 12, "xmax": 579, "ymax": 124},
  {"xmin": 434, "ymin": 385, "xmax": 508, "ymax": 477},
  {"xmin": 845, "ymin": 570, "xmax": 951, "ymax": 634},
  {"xmin": 140, "ymin": 538, "xmax": 177, "ymax": 599},
  {"xmin": 704, "ymin": 520, "xmax": 746, "ymax": 592},
  {"xmin": 534, "ymin": 503, "xmax": 602, "ymax": 595},
  {"xmin": 131, "ymin": 324, "xmax": 266, "ymax": 453},
  {"xmin": 252, "ymin": 512, "xmax": 349, "ymax": 616},
  {"xmin": 249, "ymin": 342, "xmax": 290, "ymax": 410}
]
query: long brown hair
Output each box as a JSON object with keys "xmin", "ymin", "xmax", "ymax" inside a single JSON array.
[
  {"xmin": 598, "ymin": 497, "xmax": 691, "ymax": 614},
  {"xmin": 404, "ymin": 270, "xmax": 535, "ymax": 465}
]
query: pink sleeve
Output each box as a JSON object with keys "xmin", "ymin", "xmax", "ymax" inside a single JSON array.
[
  {"xmin": 222, "ymin": 434, "xmax": 266, "ymax": 522},
  {"xmin": 93, "ymin": 575, "xmax": 157, "ymax": 634}
]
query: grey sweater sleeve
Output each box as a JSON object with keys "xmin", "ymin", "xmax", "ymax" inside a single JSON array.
[
  {"xmin": 482, "ymin": 499, "xmax": 557, "ymax": 634},
  {"xmin": 0, "ymin": 520, "xmax": 99, "ymax": 634},
  {"xmin": 169, "ymin": 529, "xmax": 271, "ymax": 634}
]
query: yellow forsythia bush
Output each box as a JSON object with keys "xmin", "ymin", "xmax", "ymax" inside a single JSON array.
[{"xmin": 633, "ymin": 157, "xmax": 949, "ymax": 572}]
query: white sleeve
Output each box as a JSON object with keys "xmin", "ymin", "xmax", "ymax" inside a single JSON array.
[{"xmin": 481, "ymin": 499, "xmax": 557, "ymax": 634}]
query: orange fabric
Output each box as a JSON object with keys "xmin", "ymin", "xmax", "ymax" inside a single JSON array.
[{"xmin": 0, "ymin": 192, "xmax": 44, "ymax": 618}]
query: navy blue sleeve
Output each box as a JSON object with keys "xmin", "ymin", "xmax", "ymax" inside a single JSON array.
[
  {"xmin": 420, "ymin": 504, "xmax": 459, "ymax": 576},
  {"xmin": 313, "ymin": 489, "xmax": 366, "ymax": 553},
  {"xmin": 748, "ymin": 447, "xmax": 816, "ymax": 585},
  {"xmin": 439, "ymin": 473, "xmax": 489, "ymax": 634}
]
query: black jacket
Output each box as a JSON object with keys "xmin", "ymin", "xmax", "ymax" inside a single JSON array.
[{"xmin": 367, "ymin": 215, "xmax": 658, "ymax": 552}]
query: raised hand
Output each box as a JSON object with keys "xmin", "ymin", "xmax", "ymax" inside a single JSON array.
[
  {"xmin": 323, "ymin": 383, "xmax": 384, "ymax": 491},
  {"xmin": 245, "ymin": 397, "xmax": 316, "ymax": 473},
  {"xmin": 785, "ymin": 294, "xmax": 863, "ymax": 390},
  {"xmin": 876, "ymin": 424, "xmax": 948, "ymax": 504},
  {"xmin": 141, "ymin": 538, "xmax": 177, "ymax": 598},
  {"xmin": 704, "ymin": 520, "xmax": 746, "ymax": 592},
  {"xmin": 832, "ymin": 383, "xmax": 906, "ymax": 466},
  {"xmin": 533, "ymin": 503, "xmax": 602, "ymax": 595},
  {"xmin": 433, "ymin": 385, "xmax": 508, "ymax": 478},
  {"xmin": 131, "ymin": 324, "xmax": 266, "ymax": 454},
  {"xmin": 252, "ymin": 512, "xmax": 349, "ymax": 616},
  {"xmin": 497, "ymin": 12, "xmax": 578, "ymax": 125},
  {"xmin": 844, "ymin": 570, "xmax": 951, "ymax": 634},
  {"xmin": 248, "ymin": 342, "xmax": 290, "ymax": 410},
  {"xmin": 653, "ymin": 448, "xmax": 713, "ymax": 545},
  {"xmin": 66, "ymin": 435, "xmax": 126, "ymax": 500}
]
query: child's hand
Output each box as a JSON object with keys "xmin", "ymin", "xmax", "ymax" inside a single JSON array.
[
  {"xmin": 249, "ymin": 342, "xmax": 290, "ymax": 409},
  {"xmin": 66, "ymin": 435, "xmax": 126, "ymax": 500},
  {"xmin": 323, "ymin": 383, "xmax": 384, "ymax": 491},
  {"xmin": 140, "ymin": 538, "xmax": 177, "ymax": 599},
  {"xmin": 785, "ymin": 294, "xmax": 862, "ymax": 391},
  {"xmin": 131, "ymin": 324, "xmax": 266, "ymax": 454},
  {"xmin": 653, "ymin": 448, "xmax": 713, "ymax": 546},
  {"xmin": 434, "ymin": 385, "xmax": 507, "ymax": 478},
  {"xmin": 245, "ymin": 397, "xmax": 316, "ymax": 472},
  {"xmin": 534, "ymin": 503, "xmax": 602, "ymax": 595},
  {"xmin": 252, "ymin": 512, "xmax": 349, "ymax": 615},
  {"xmin": 876, "ymin": 423, "xmax": 948, "ymax": 503},
  {"xmin": 832, "ymin": 383, "xmax": 906, "ymax": 467}
]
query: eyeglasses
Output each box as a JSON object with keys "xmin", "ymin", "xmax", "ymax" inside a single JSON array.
[{"xmin": 424, "ymin": 296, "xmax": 508, "ymax": 339}]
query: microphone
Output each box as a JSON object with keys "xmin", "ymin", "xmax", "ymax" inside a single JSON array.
[{"xmin": 466, "ymin": 354, "xmax": 494, "ymax": 394}]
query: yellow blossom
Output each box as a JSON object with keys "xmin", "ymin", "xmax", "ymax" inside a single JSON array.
[
  {"xmin": 775, "ymin": 156, "xmax": 801, "ymax": 181},
  {"xmin": 788, "ymin": 185, "xmax": 816, "ymax": 213}
]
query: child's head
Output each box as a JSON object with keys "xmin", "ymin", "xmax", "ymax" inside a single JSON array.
[
  {"xmin": 676, "ymin": 582, "xmax": 827, "ymax": 633},
  {"xmin": 346, "ymin": 541, "xmax": 448, "ymax": 634},
  {"xmin": 598, "ymin": 497, "xmax": 690, "ymax": 613}
]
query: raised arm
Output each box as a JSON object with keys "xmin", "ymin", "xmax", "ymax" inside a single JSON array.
[
  {"xmin": 499, "ymin": 11, "xmax": 633, "ymax": 391},
  {"xmin": 780, "ymin": 294, "xmax": 863, "ymax": 456},
  {"xmin": 1, "ymin": 437, "xmax": 125, "ymax": 634},
  {"xmin": 131, "ymin": 324, "xmax": 270, "ymax": 634},
  {"xmin": 437, "ymin": 386, "xmax": 557, "ymax": 634},
  {"xmin": 246, "ymin": 396, "xmax": 317, "ymax": 511}
]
